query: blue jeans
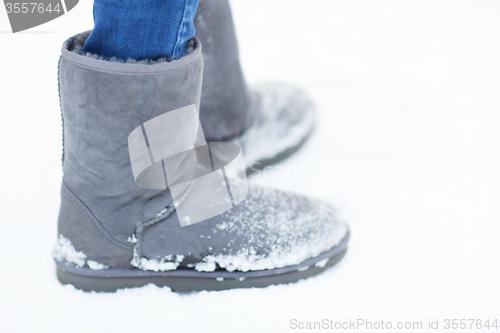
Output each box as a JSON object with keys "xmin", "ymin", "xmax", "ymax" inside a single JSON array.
[{"xmin": 82, "ymin": 0, "xmax": 200, "ymax": 61}]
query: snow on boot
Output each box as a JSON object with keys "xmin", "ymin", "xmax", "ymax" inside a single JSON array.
[
  {"xmin": 195, "ymin": 0, "xmax": 316, "ymax": 172},
  {"xmin": 54, "ymin": 32, "xmax": 349, "ymax": 292}
]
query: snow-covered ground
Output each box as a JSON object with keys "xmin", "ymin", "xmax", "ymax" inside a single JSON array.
[{"xmin": 1, "ymin": 0, "xmax": 499, "ymax": 332}]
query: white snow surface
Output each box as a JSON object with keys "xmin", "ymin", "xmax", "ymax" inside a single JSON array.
[
  {"xmin": 314, "ymin": 258, "xmax": 329, "ymax": 268},
  {"xmin": 131, "ymin": 249, "xmax": 184, "ymax": 272},
  {"xmin": 1, "ymin": 1, "xmax": 500, "ymax": 332},
  {"xmin": 53, "ymin": 235, "xmax": 109, "ymax": 270},
  {"xmin": 53, "ymin": 235, "xmax": 86, "ymax": 268},
  {"xmin": 87, "ymin": 260, "xmax": 109, "ymax": 271}
]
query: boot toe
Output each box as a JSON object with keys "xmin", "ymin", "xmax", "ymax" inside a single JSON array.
[
  {"xmin": 195, "ymin": 189, "xmax": 349, "ymax": 272},
  {"xmin": 250, "ymin": 82, "xmax": 316, "ymax": 128},
  {"xmin": 237, "ymin": 83, "xmax": 316, "ymax": 169},
  {"xmin": 138, "ymin": 186, "xmax": 349, "ymax": 273}
]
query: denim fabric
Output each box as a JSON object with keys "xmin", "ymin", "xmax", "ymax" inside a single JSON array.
[{"xmin": 82, "ymin": 0, "xmax": 199, "ymax": 61}]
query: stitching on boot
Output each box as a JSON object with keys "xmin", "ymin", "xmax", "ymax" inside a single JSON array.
[
  {"xmin": 132, "ymin": 180, "xmax": 194, "ymax": 268},
  {"xmin": 133, "ymin": 204, "xmax": 175, "ymax": 264},
  {"xmin": 57, "ymin": 56, "xmax": 64, "ymax": 167},
  {"xmin": 131, "ymin": 203, "xmax": 176, "ymax": 270},
  {"xmin": 62, "ymin": 182, "xmax": 132, "ymax": 249}
]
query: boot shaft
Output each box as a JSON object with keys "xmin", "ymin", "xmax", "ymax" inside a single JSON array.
[
  {"xmin": 59, "ymin": 32, "xmax": 204, "ymax": 246},
  {"xmin": 195, "ymin": 0, "xmax": 250, "ymax": 141}
]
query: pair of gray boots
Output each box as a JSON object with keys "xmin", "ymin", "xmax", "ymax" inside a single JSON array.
[{"xmin": 54, "ymin": 0, "xmax": 350, "ymax": 292}]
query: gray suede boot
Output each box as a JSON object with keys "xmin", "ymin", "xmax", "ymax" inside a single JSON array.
[
  {"xmin": 195, "ymin": 0, "xmax": 316, "ymax": 172},
  {"xmin": 54, "ymin": 32, "xmax": 349, "ymax": 292}
]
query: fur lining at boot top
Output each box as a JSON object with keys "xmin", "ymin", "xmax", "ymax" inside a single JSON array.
[
  {"xmin": 68, "ymin": 30, "xmax": 196, "ymax": 64},
  {"xmin": 58, "ymin": 31, "xmax": 204, "ymax": 249}
]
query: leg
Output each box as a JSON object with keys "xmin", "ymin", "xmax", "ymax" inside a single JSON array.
[{"xmin": 82, "ymin": 0, "xmax": 199, "ymax": 61}]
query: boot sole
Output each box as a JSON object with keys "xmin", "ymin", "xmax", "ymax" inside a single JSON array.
[{"xmin": 56, "ymin": 231, "xmax": 349, "ymax": 293}]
